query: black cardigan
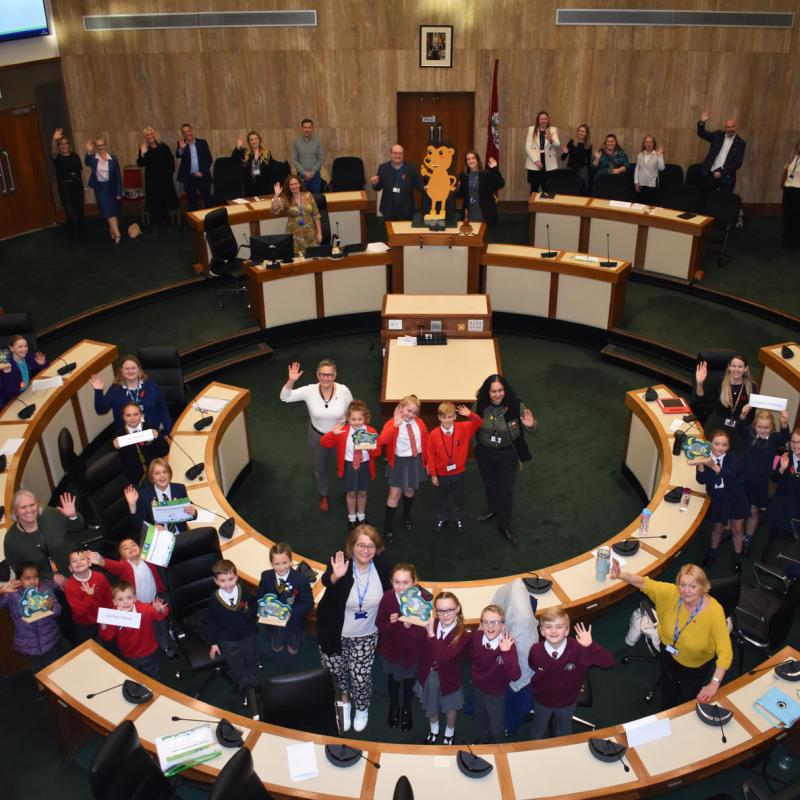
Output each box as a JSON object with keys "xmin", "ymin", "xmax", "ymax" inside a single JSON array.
[
  {"xmin": 316, "ymin": 552, "xmax": 392, "ymax": 656},
  {"xmin": 456, "ymin": 167, "xmax": 505, "ymax": 226}
]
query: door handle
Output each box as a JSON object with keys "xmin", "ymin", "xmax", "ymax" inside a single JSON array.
[
  {"xmin": 2, "ymin": 150, "xmax": 14, "ymax": 193},
  {"xmin": 0, "ymin": 156, "xmax": 6, "ymax": 194},
  {"xmin": 437, "ymin": 125, "xmax": 443, "ymax": 144}
]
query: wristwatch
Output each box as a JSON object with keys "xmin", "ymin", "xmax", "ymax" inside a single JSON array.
[{"xmin": 711, "ymin": 676, "xmax": 721, "ymax": 683}]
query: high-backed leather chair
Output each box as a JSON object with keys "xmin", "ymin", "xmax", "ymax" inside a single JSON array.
[
  {"xmin": 209, "ymin": 746, "xmax": 273, "ymax": 800},
  {"xmin": 260, "ymin": 667, "xmax": 338, "ymax": 735}
]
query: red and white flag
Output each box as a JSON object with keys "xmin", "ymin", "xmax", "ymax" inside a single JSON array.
[{"xmin": 486, "ymin": 59, "xmax": 500, "ymax": 165}]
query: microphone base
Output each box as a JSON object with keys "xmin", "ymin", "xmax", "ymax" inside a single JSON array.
[
  {"xmin": 541, "ymin": 251, "xmax": 558, "ymax": 259},
  {"xmin": 185, "ymin": 463, "xmax": 205, "ymax": 481},
  {"xmin": 599, "ymin": 260, "xmax": 616, "ymax": 268},
  {"xmin": 57, "ymin": 363, "xmax": 77, "ymax": 376},
  {"xmin": 193, "ymin": 416, "xmax": 213, "ymax": 431},
  {"xmin": 18, "ymin": 404, "xmax": 36, "ymax": 420}
]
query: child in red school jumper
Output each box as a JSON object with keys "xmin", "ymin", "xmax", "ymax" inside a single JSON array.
[
  {"xmin": 376, "ymin": 562, "xmax": 427, "ymax": 732},
  {"xmin": 99, "ymin": 580, "xmax": 169, "ymax": 679},
  {"xmin": 469, "ymin": 603, "xmax": 521, "ymax": 743},
  {"xmin": 528, "ymin": 606, "xmax": 614, "ymax": 739},
  {"xmin": 63, "ymin": 549, "xmax": 113, "ymax": 643},
  {"xmin": 415, "ymin": 590, "xmax": 471, "ymax": 745},
  {"xmin": 321, "ymin": 399, "xmax": 381, "ymax": 531},
  {"xmin": 89, "ymin": 538, "xmax": 173, "ymax": 656},
  {"xmin": 428, "ymin": 402, "xmax": 482, "ymax": 534},
  {"xmin": 378, "ymin": 394, "xmax": 429, "ymax": 542}
]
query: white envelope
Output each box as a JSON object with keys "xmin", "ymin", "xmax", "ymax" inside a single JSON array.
[
  {"xmin": 749, "ymin": 394, "xmax": 788, "ymax": 412},
  {"xmin": 97, "ymin": 607, "xmax": 142, "ymax": 629}
]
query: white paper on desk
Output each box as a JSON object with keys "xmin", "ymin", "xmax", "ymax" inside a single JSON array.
[
  {"xmin": 749, "ymin": 394, "xmax": 788, "ymax": 412},
  {"xmin": 194, "ymin": 509, "xmax": 217, "ymax": 524},
  {"xmin": 396, "ymin": 336, "xmax": 417, "ymax": 347},
  {"xmin": 592, "ymin": 548, "xmax": 626, "ymax": 569},
  {"xmin": 196, "ymin": 396, "xmax": 229, "ymax": 413},
  {"xmin": 97, "ymin": 607, "xmax": 142, "ymax": 629},
  {"xmin": 231, "ymin": 197, "xmax": 249, "ymax": 204},
  {"xmin": 623, "ymin": 714, "xmax": 672, "ymax": 747},
  {"xmin": 30, "ymin": 376, "xmax": 63, "ymax": 391},
  {"xmin": 286, "ymin": 741, "xmax": 318, "ymax": 781},
  {"xmin": 631, "ymin": 203, "xmax": 647, "ymax": 212},
  {"xmin": 573, "ymin": 255, "xmax": 599, "ymax": 263},
  {"xmin": 610, "ymin": 200, "xmax": 632, "ymax": 209},
  {"xmin": 366, "ymin": 241, "xmax": 390, "ymax": 253},
  {"xmin": 668, "ymin": 418, "xmax": 684, "ymax": 432},
  {"xmin": 116, "ymin": 429, "xmax": 156, "ymax": 448},
  {"xmin": 0, "ymin": 438, "xmax": 24, "ymax": 457}
]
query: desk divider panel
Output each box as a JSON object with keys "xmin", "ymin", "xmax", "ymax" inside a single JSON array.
[
  {"xmin": 402, "ymin": 245, "xmax": 469, "ymax": 294},
  {"xmin": 216, "ymin": 410, "xmax": 249, "ymax": 496},
  {"xmin": 587, "ymin": 218, "xmax": 638, "ymax": 264},
  {"xmin": 644, "ymin": 227, "xmax": 694, "ymax": 278},
  {"xmin": 534, "ymin": 211, "xmax": 581, "ymax": 251},
  {"xmin": 322, "ymin": 264, "xmax": 386, "ymax": 316},
  {"xmin": 485, "ymin": 265, "xmax": 550, "ymax": 316},
  {"xmin": 262, "ymin": 273, "xmax": 317, "ymax": 327}
]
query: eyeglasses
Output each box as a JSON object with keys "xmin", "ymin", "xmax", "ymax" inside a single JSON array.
[
  {"xmin": 480, "ymin": 620, "xmax": 502, "ymax": 627},
  {"xmin": 354, "ymin": 543, "xmax": 376, "ymax": 551},
  {"xmin": 436, "ymin": 608, "xmax": 458, "ymax": 616},
  {"xmin": 318, "ymin": 372, "xmax": 335, "ymax": 378}
]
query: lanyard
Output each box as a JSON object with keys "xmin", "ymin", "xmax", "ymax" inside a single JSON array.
[
  {"xmin": 672, "ymin": 598, "xmax": 702, "ymax": 646},
  {"xmin": 125, "ymin": 383, "xmax": 143, "ymax": 407},
  {"xmin": 353, "ymin": 562, "xmax": 373, "ymax": 612},
  {"xmin": 728, "ymin": 383, "xmax": 745, "ymax": 417},
  {"xmin": 441, "ymin": 428, "xmax": 455, "ymax": 463}
]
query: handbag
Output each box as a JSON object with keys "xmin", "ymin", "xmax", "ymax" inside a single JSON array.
[{"xmin": 753, "ymin": 687, "xmax": 800, "ymax": 729}]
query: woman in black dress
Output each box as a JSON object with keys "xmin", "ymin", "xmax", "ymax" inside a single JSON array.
[
  {"xmin": 455, "ymin": 151, "xmax": 505, "ymax": 227},
  {"xmin": 137, "ymin": 127, "xmax": 179, "ymax": 236},
  {"xmin": 50, "ymin": 128, "xmax": 86, "ymax": 247},
  {"xmin": 231, "ymin": 130, "xmax": 276, "ymax": 196},
  {"xmin": 560, "ymin": 124, "xmax": 592, "ymax": 193},
  {"xmin": 474, "ymin": 375, "xmax": 537, "ymax": 545}
]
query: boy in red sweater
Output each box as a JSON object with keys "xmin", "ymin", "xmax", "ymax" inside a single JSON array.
[
  {"xmin": 528, "ymin": 606, "xmax": 614, "ymax": 739},
  {"xmin": 100, "ymin": 580, "xmax": 169, "ymax": 679},
  {"xmin": 428, "ymin": 403, "xmax": 482, "ymax": 534},
  {"xmin": 63, "ymin": 549, "xmax": 113, "ymax": 644}
]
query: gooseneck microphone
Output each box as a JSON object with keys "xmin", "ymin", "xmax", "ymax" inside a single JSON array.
[
  {"xmin": 164, "ymin": 434, "xmax": 205, "ymax": 481},
  {"xmin": 15, "ymin": 397, "xmax": 36, "ymax": 420},
  {"xmin": 600, "ymin": 232, "xmax": 615, "ymax": 267},
  {"xmin": 190, "ymin": 500, "xmax": 236, "ymax": 539},
  {"xmin": 86, "ymin": 683, "xmax": 124, "ymax": 699},
  {"xmin": 55, "ymin": 356, "xmax": 77, "ymax": 376},
  {"xmin": 628, "ymin": 534, "xmax": 668, "ymax": 540},
  {"xmin": 542, "ymin": 223, "xmax": 557, "ymax": 259}
]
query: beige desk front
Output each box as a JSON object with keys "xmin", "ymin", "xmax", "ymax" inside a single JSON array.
[
  {"xmin": 386, "ymin": 221, "xmax": 486, "ymax": 295},
  {"xmin": 758, "ymin": 342, "xmax": 800, "ymax": 430},
  {"xmin": 38, "ymin": 641, "xmax": 800, "ymax": 799},
  {"xmin": 481, "ymin": 243, "xmax": 629, "ymax": 329},
  {"xmin": 381, "ymin": 293, "xmax": 492, "ymax": 340}
]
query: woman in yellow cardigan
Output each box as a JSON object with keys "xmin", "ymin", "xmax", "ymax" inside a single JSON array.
[{"xmin": 610, "ymin": 561, "xmax": 732, "ymax": 709}]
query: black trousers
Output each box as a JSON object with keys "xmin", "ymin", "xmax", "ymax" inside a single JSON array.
[
  {"xmin": 527, "ymin": 169, "xmax": 549, "ymax": 194},
  {"xmin": 436, "ymin": 473, "xmax": 465, "ymax": 522},
  {"xmin": 183, "ymin": 173, "xmax": 213, "ymax": 210},
  {"xmin": 782, "ymin": 186, "xmax": 800, "ymax": 249},
  {"xmin": 220, "ymin": 634, "xmax": 261, "ymax": 690},
  {"xmin": 475, "ymin": 444, "xmax": 518, "ymax": 530},
  {"xmin": 659, "ymin": 644, "xmax": 714, "ymax": 710},
  {"xmin": 58, "ymin": 186, "xmax": 85, "ymax": 244}
]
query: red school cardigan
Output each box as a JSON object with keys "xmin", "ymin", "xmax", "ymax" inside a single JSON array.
[
  {"xmin": 378, "ymin": 417, "xmax": 430, "ymax": 469},
  {"xmin": 320, "ymin": 424, "xmax": 381, "ymax": 479}
]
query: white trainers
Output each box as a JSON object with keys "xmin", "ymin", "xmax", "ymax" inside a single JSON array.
[
  {"xmin": 340, "ymin": 702, "xmax": 352, "ymax": 732},
  {"xmin": 353, "ymin": 708, "xmax": 369, "ymax": 732}
]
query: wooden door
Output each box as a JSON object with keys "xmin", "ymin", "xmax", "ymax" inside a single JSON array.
[
  {"xmin": 0, "ymin": 105, "xmax": 56, "ymax": 240},
  {"xmin": 397, "ymin": 92, "xmax": 475, "ymax": 176}
]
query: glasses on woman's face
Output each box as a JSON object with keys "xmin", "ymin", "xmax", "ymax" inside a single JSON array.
[
  {"xmin": 436, "ymin": 607, "xmax": 458, "ymax": 616},
  {"xmin": 354, "ymin": 542, "xmax": 376, "ymax": 551},
  {"xmin": 318, "ymin": 372, "xmax": 335, "ymax": 378},
  {"xmin": 481, "ymin": 619, "xmax": 502, "ymax": 628}
]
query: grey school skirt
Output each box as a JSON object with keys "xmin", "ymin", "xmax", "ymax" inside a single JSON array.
[
  {"xmin": 386, "ymin": 454, "xmax": 427, "ymax": 490},
  {"xmin": 414, "ymin": 669, "xmax": 464, "ymax": 716}
]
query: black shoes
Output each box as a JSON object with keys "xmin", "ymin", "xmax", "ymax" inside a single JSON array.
[
  {"xmin": 701, "ymin": 552, "xmax": 716, "ymax": 569},
  {"xmin": 403, "ymin": 517, "xmax": 414, "ymax": 530},
  {"xmin": 425, "ymin": 732, "xmax": 438, "ymax": 744},
  {"xmin": 388, "ymin": 705, "xmax": 400, "ymax": 728},
  {"xmin": 477, "ymin": 510, "xmax": 497, "ymax": 522},
  {"xmin": 435, "ymin": 520, "xmax": 447, "ymax": 533},
  {"xmin": 742, "ymin": 536, "xmax": 752, "ymax": 559},
  {"xmin": 348, "ymin": 520, "xmax": 356, "ymax": 532},
  {"xmin": 455, "ymin": 520, "xmax": 465, "ymax": 535},
  {"xmin": 501, "ymin": 527, "xmax": 519, "ymax": 545},
  {"xmin": 442, "ymin": 735, "xmax": 454, "ymax": 745},
  {"xmin": 401, "ymin": 706, "xmax": 413, "ymax": 732},
  {"xmin": 732, "ymin": 559, "xmax": 742, "ymax": 576}
]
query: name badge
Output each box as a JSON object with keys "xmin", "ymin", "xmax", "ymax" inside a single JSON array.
[
  {"xmin": 665, "ymin": 644, "xmax": 679, "ymax": 656},
  {"xmin": 724, "ymin": 418, "xmax": 737, "ymax": 428},
  {"xmin": 490, "ymin": 435, "xmax": 501, "ymax": 444},
  {"xmin": 446, "ymin": 463, "xmax": 457, "ymax": 472},
  {"xmin": 354, "ymin": 611, "xmax": 368, "ymax": 620},
  {"xmin": 392, "ymin": 186, "xmax": 401, "ymax": 194}
]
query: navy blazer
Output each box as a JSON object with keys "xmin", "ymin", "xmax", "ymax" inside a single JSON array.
[
  {"xmin": 697, "ymin": 122, "xmax": 746, "ymax": 188},
  {"xmin": 0, "ymin": 352, "xmax": 48, "ymax": 397},
  {"xmin": 256, "ymin": 567, "xmax": 314, "ymax": 633},
  {"xmin": 133, "ymin": 481, "xmax": 192, "ymax": 532},
  {"xmin": 373, "ymin": 161, "xmax": 424, "ymax": 220},
  {"xmin": 84, "ymin": 152, "xmax": 123, "ymax": 197},
  {"xmin": 176, "ymin": 138, "xmax": 213, "ymax": 182},
  {"xmin": 456, "ymin": 167, "xmax": 505, "ymax": 226},
  {"xmin": 94, "ymin": 379, "xmax": 172, "ymax": 435}
]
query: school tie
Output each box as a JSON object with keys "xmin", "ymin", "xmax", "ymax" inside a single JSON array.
[
  {"xmin": 407, "ymin": 423, "xmax": 419, "ymax": 457},
  {"xmin": 714, "ymin": 458, "xmax": 721, "ymax": 467},
  {"xmin": 551, "ymin": 650, "xmax": 559, "ymax": 660},
  {"xmin": 352, "ymin": 448, "xmax": 363, "ymax": 470},
  {"xmin": 229, "ymin": 597, "xmax": 236, "ymax": 608}
]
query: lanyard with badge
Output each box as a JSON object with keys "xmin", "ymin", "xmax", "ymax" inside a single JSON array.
[
  {"xmin": 724, "ymin": 384, "xmax": 745, "ymax": 428},
  {"xmin": 441, "ymin": 428, "xmax": 457, "ymax": 471},
  {"xmin": 665, "ymin": 598, "xmax": 702, "ymax": 656},
  {"xmin": 353, "ymin": 562, "xmax": 373, "ymax": 619}
]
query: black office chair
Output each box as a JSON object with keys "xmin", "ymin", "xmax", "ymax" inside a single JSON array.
[
  {"xmin": 272, "ymin": 160, "xmax": 291, "ymax": 186},
  {"xmin": 212, "ymin": 157, "xmax": 244, "ymax": 204},
  {"xmin": 393, "ymin": 776, "xmax": 415, "ymax": 800},
  {"xmin": 544, "ymin": 168, "xmax": 583, "ymax": 196},
  {"xmin": 329, "ymin": 156, "xmax": 366, "ymax": 192},
  {"xmin": 163, "ymin": 526, "xmax": 238, "ymax": 701},
  {"xmin": 84, "ymin": 451, "xmax": 134, "ymax": 550},
  {"xmin": 686, "ymin": 162, "xmax": 706, "ymax": 191},
  {"xmin": 741, "ymin": 776, "xmax": 800, "ymax": 800},
  {"xmin": 57, "ymin": 427, "xmax": 87, "ymax": 499},
  {"xmin": 136, "ymin": 346, "xmax": 187, "ymax": 422},
  {"xmin": 592, "ymin": 173, "xmax": 630, "ymax": 201},
  {"xmin": 690, "ymin": 348, "xmax": 737, "ymax": 425},
  {"xmin": 0, "ymin": 312, "xmax": 37, "ymax": 351},
  {"xmin": 204, "ymin": 207, "xmax": 250, "ymax": 310},
  {"xmin": 702, "ymin": 191, "xmax": 742, "ymax": 268},
  {"xmin": 209, "ymin": 746, "xmax": 273, "ymax": 800},
  {"xmin": 260, "ymin": 667, "xmax": 338, "ymax": 735},
  {"xmin": 661, "ymin": 183, "xmax": 701, "ymax": 213},
  {"xmin": 314, "ymin": 193, "xmax": 332, "ymax": 243},
  {"xmin": 621, "ymin": 598, "xmax": 662, "ymax": 704},
  {"xmin": 658, "ymin": 163, "xmax": 684, "ymax": 198},
  {"xmin": 752, "ymin": 536, "xmax": 800, "ymax": 596},
  {"xmin": 89, "ymin": 720, "xmax": 173, "ymax": 800}
]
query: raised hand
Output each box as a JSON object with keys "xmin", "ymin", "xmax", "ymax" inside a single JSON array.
[
  {"xmin": 499, "ymin": 632, "xmax": 515, "ymax": 652},
  {"xmin": 177, "ymin": 137, "xmax": 186, "ymax": 150},
  {"xmin": 332, "ymin": 421, "xmax": 345, "ymax": 436},
  {"xmin": 545, "ymin": 129, "xmax": 553, "ymax": 143},
  {"xmin": 153, "ymin": 597, "xmax": 168, "ymax": 613},
  {"xmin": 487, "ymin": 157, "xmax": 497, "ymax": 169},
  {"xmin": 89, "ymin": 373, "xmax": 104, "ymax": 391},
  {"xmin": 656, "ymin": 146, "xmax": 665, "ymax": 157},
  {"xmin": 236, "ymin": 137, "xmax": 244, "ymax": 150},
  {"xmin": 455, "ymin": 404, "xmax": 472, "ymax": 417},
  {"xmin": 87, "ymin": 550, "xmax": 104, "ymax": 567},
  {"xmin": 140, "ymin": 143, "xmax": 147, "ymax": 156},
  {"xmin": 780, "ymin": 410, "xmax": 789, "ymax": 427},
  {"xmin": 369, "ymin": 175, "xmax": 380, "ymax": 186},
  {"xmin": 124, "ymin": 485, "xmax": 139, "ymax": 509},
  {"xmin": 780, "ymin": 452, "xmax": 790, "ymax": 472},
  {"xmin": 522, "ymin": 408, "xmax": 536, "ymax": 428},
  {"xmin": 609, "ymin": 559, "xmax": 622, "ymax": 580},
  {"xmin": 85, "ymin": 140, "xmax": 95, "ymax": 153},
  {"xmin": 393, "ymin": 407, "xmax": 405, "ymax": 427},
  {"xmin": 331, "ymin": 550, "xmax": 349, "ymax": 581},
  {"xmin": 273, "ymin": 181, "xmax": 283, "ymax": 197},
  {"xmin": 58, "ymin": 493, "xmax": 77, "ymax": 518},
  {"xmin": 209, "ymin": 644, "xmax": 221, "ymax": 660},
  {"xmin": 34, "ymin": 352, "xmax": 46, "ymax": 365},
  {"xmin": 0, "ymin": 579, "xmax": 22, "ymax": 594},
  {"xmin": 574, "ymin": 621, "xmax": 593, "ymax": 647},
  {"xmin": 80, "ymin": 581, "xmax": 96, "ymax": 596},
  {"xmin": 695, "ymin": 360, "xmax": 708, "ymax": 385},
  {"xmin": 53, "ymin": 128, "xmax": 64, "ymax": 140},
  {"xmin": 700, "ymin": 109, "xmax": 711, "ymax": 123},
  {"xmin": 287, "ymin": 361, "xmax": 303, "ymax": 383}
]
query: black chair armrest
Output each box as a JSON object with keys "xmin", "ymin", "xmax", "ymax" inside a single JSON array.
[
  {"xmin": 742, "ymin": 779, "xmax": 768, "ymax": 800},
  {"xmin": 753, "ymin": 562, "xmax": 790, "ymax": 595}
]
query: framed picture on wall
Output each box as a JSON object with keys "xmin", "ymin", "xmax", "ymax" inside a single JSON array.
[{"xmin": 419, "ymin": 25, "xmax": 453, "ymax": 68}]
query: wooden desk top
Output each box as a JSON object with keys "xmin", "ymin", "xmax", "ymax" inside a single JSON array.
[
  {"xmin": 386, "ymin": 220, "xmax": 487, "ymax": 247},
  {"xmin": 759, "ymin": 341, "xmax": 800, "ymax": 385},
  {"xmin": 245, "ymin": 251, "xmax": 391, "ymax": 283},
  {"xmin": 382, "ymin": 293, "xmax": 490, "ymax": 317},
  {"xmin": 38, "ymin": 641, "xmax": 800, "ymax": 799}
]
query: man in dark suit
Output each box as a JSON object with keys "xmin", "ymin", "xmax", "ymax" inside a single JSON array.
[
  {"xmin": 370, "ymin": 144, "xmax": 425, "ymax": 220},
  {"xmin": 696, "ymin": 110, "xmax": 746, "ymax": 193},
  {"xmin": 176, "ymin": 123, "xmax": 213, "ymax": 210}
]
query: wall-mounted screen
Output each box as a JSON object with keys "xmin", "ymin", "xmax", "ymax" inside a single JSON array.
[{"xmin": 0, "ymin": 1, "xmax": 49, "ymax": 44}]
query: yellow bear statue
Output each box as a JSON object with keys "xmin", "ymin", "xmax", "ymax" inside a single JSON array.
[{"xmin": 420, "ymin": 145, "xmax": 457, "ymax": 221}]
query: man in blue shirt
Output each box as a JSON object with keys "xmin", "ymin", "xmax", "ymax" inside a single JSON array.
[{"xmin": 176, "ymin": 123, "xmax": 213, "ymax": 210}]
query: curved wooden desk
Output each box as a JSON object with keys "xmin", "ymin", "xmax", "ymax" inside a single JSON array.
[
  {"xmin": 758, "ymin": 341, "xmax": 800, "ymax": 429},
  {"xmin": 528, "ymin": 194, "xmax": 713, "ymax": 281},
  {"xmin": 173, "ymin": 381, "xmax": 709, "ymax": 625},
  {"xmin": 39, "ymin": 640, "xmax": 800, "ymax": 799},
  {"xmin": 186, "ymin": 191, "xmax": 369, "ymax": 271}
]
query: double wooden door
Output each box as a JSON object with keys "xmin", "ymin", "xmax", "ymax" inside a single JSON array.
[{"xmin": 0, "ymin": 105, "xmax": 56, "ymax": 240}]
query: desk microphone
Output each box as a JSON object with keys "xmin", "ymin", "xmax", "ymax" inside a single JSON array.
[
  {"xmin": 600, "ymin": 232, "xmax": 615, "ymax": 267},
  {"xmin": 86, "ymin": 682, "xmax": 123, "ymax": 699},
  {"xmin": 192, "ymin": 402, "xmax": 214, "ymax": 431},
  {"xmin": 15, "ymin": 397, "xmax": 36, "ymax": 420},
  {"xmin": 673, "ymin": 430, "xmax": 686, "ymax": 455},
  {"xmin": 165, "ymin": 434, "xmax": 205, "ymax": 481},
  {"xmin": 0, "ymin": 454, "xmax": 6, "ymax": 472},
  {"xmin": 190, "ymin": 500, "xmax": 236, "ymax": 539},
  {"xmin": 325, "ymin": 744, "xmax": 381, "ymax": 769},
  {"xmin": 54, "ymin": 356, "xmax": 77, "ymax": 376},
  {"xmin": 629, "ymin": 534, "xmax": 668, "ymax": 540},
  {"xmin": 542, "ymin": 223, "xmax": 557, "ymax": 258}
]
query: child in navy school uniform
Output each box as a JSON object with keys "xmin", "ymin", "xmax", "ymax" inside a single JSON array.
[
  {"xmin": 528, "ymin": 606, "xmax": 614, "ymax": 739},
  {"xmin": 414, "ymin": 590, "xmax": 471, "ymax": 745},
  {"xmin": 428, "ymin": 402, "xmax": 483, "ymax": 534},
  {"xmin": 112, "ymin": 402, "xmax": 169, "ymax": 485},
  {"xmin": 378, "ymin": 395, "xmax": 430, "ymax": 542},
  {"xmin": 469, "ymin": 603, "xmax": 521, "ymax": 743},
  {"xmin": 256, "ymin": 543, "xmax": 314, "ymax": 667},
  {"xmin": 376, "ymin": 562, "xmax": 427, "ymax": 732},
  {"xmin": 320, "ymin": 400, "xmax": 382, "ymax": 531},
  {"xmin": 696, "ymin": 428, "xmax": 750, "ymax": 573},
  {"xmin": 765, "ymin": 430, "xmax": 800, "ymax": 538},
  {"xmin": 207, "ymin": 559, "xmax": 260, "ymax": 715},
  {"xmin": 742, "ymin": 410, "xmax": 790, "ymax": 555}
]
